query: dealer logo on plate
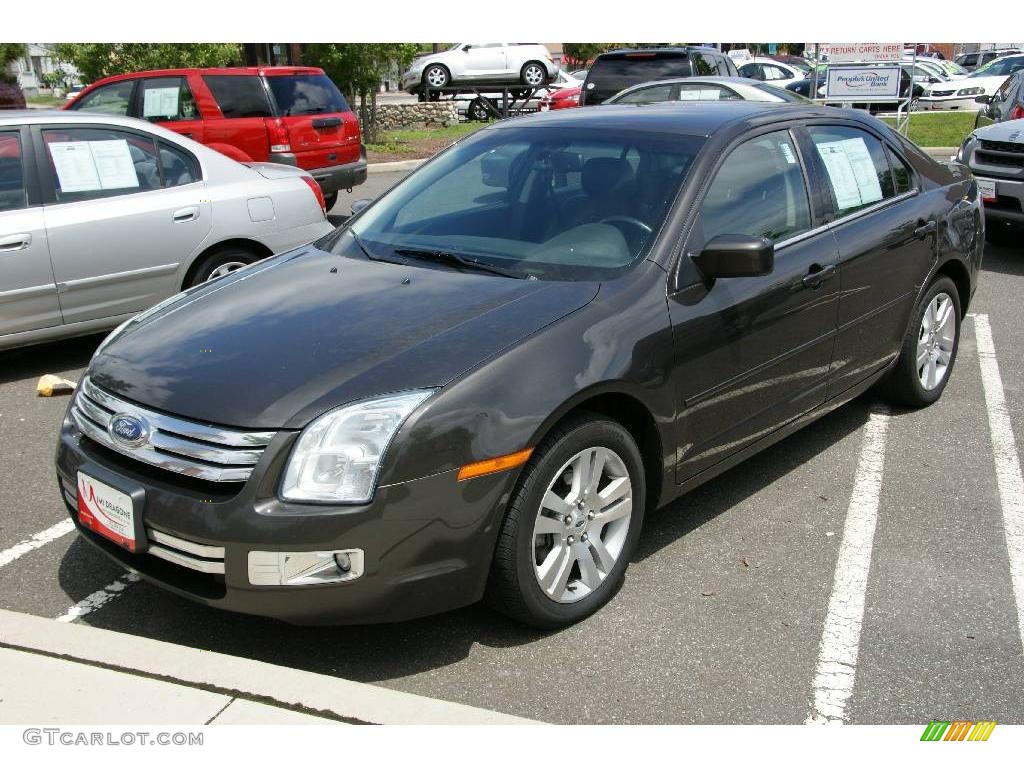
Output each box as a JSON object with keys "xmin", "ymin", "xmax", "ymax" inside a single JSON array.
[{"xmin": 109, "ymin": 413, "xmax": 149, "ymax": 447}]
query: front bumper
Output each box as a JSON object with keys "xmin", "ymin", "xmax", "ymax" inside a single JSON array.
[
  {"xmin": 977, "ymin": 175, "xmax": 1024, "ymax": 226},
  {"xmin": 919, "ymin": 96, "xmax": 982, "ymax": 111},
  {"xmin": 268, "ymin": 147, "xmax": 368, "ymax": 193},
  {"xmin": 55, "ymin": 415, "xmax": 511, "ymax": 625}
]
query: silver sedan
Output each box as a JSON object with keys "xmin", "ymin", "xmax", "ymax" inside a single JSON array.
[
  {"xmin": 606, "ymin": 76, "xmax": 811, "ymax": 105},
  {"xmin": 0, "ymin": 111, "xmax": 334, "ymax": 350}
]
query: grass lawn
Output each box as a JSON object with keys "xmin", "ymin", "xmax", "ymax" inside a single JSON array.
[
  {"xmin": 365, "ymin": 122, "xmax": 486, "ymax": 163},
  {"xmin": 25, "ymin": 94, "xmax": 65, "ymax": 107},
  {"xmin": 882, "ymin": 111, "xmax": 977, "ymax": 148}
]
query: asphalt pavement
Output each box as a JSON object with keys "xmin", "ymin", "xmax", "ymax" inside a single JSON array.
[{"xmin": 1, "ymin": 176, "xmax": 1021, "ymax": 723}]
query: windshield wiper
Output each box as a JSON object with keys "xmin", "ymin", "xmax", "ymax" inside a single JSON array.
[{"xmin": 392, "ymin": 248, "xmax": 526, "ymax": 279}]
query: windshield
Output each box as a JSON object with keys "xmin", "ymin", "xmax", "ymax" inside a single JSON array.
[
  {"xmin": 345, "ymin": 125, "xmax": 705, "ymax": 281},
  {"xmin": 972, "ymin": 56, "xmax": 1024, "ymax": 78},
  {"xmin": 267, "ymin": 74, "xmax": 349, "ymax": 115}
]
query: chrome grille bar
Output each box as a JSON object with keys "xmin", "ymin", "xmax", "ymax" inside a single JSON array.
[
  {"xmin": 146, "ymin": 528, "xmax": 225, "ymax": 575},
  {"xmin": 70, "ymin": 377, "xmax": 277, "ymax": 483}
]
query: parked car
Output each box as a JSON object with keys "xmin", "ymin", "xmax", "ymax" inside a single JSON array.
[
  {"xmin": 955, "ymin": 48, "xmax": 1021, "ymax": 72},
  {"xmin": 0, "ymin": 82, "xmax": 26, "ymax": 110},
  {"xmin": 401, "ymin": 44, "xmax": 559, "ymax": 96},
  {"xmin": 957, "ymin": 118, "xmax": 1024, "ymax": 244},
  {"xmin": 65, "ymin": 66, "xmax": 366, "ymax": 211},
  {"xmin": 736, "ymin": 57, "xmax": 805, "ymax": 88},
  {"xmin": 906, "ymin": 57, "xmax": 967, "ymax": 82},
  {"xmin": 580, "ymin": 47, "xmax": 739, "ymax": 106},
  {"xmin": 920, "ymin": 54, "xmax": 1024, "ymax": 111},
  {"xmin": 0, "ymin": 111, "xmax": 333, "ymax": 350},
  {"xmin": 56, "ymin": 102, "xmax": 981, "ymax": 628},
  {"xmin": 974, "ymin": 70, "xmax": 1024, "ymax": 125},
  {"xmin": 768, "ymin": 54, "xmax": 813, "ymax": 73},
  {"xmin": 538, "ymin": 84, "xmax": 582, "ymax": 111},
  {"xmin": 606, "ymin": 76, "xmax": 809, "ymax": 105}
]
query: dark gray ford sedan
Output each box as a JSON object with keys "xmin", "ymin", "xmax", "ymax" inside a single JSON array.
[{"xmin": 56, "ymin": 102, "xmax": 983, "ymax": 628}]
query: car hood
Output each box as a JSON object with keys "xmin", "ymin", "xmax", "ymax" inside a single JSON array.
[
  {"xmin": 937, "ymin": 74, "xmax": 1009, "ymax": 93},
  {"xmin": 88, "ymin": 241, "xmax": 599, "ymax": 430},
  {"xmin": 973, "ymin": 118, "xmax": 1024, "ymax": 143}
]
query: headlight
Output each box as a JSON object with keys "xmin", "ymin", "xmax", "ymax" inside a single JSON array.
[
  {"xmin": 956, "ymin": 135, "xmax": 974, "ymax": 162},
  {"xmin": 280, "ymin": 390, "xmax": 433, "ymax": 504},
  {"xmin": 957, "ymin": 87, "xmax": 984, "ymax": 96}
]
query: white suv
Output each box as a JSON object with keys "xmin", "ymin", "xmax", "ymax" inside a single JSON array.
[{"xmin": 401, "ymin": 44, "xmax": 559, "ymax": 95}]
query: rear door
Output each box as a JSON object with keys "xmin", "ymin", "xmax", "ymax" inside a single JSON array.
[
  {"xmin": 35, "ymin": 124, "xmax": 211, "ymax": 324},
  {"xmin": 0, "ymin": 128, "xmax": 62, "ymax": 337},
  {"xmin": 200, "ymin": 74, "xmax": 274, "ymax": 161},
  {"xmin": 263, "ymin": 71, "xmax": 360, "ymax": 169},
  {"xmin": 136, "ymin": 76, "xmax": 205, "ymax": 144}
]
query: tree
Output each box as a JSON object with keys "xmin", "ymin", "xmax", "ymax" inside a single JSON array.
[
  {"xmin": 1, "ymin": 43, "xmax": 27, "ymax": 85},
  {"xmin": 303, "ymin": 43, "xmax": 420, "ymax": 141},
  {"xmin": 562, "ymin": 43, "xmax": 621, "ymax": 69},
  {"xmin": 53, "ymin": 43, "xmax": 242, "ymax": 82}
]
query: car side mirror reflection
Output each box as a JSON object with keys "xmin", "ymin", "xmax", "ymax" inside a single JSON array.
[
  {"xmin": 692, "ymin": 234, "xmax": 774, "ymax": 280},
  {"xmin": 975, "ymin": 94, "xmax": 992, "ymax": 104},
  {"xmin": 351, "ymin": 198, "xmax": 372, "ymax": 215}
]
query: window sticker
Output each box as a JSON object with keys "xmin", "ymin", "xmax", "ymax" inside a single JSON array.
[
  {"xmin": 678, "ymin": 88, "xmax": 722, "ymax": 101},
  {"xmin": 143, "ymin": 86, "xmax": 181, "ymax": 118},
  {"xmin": 815, "ymin": 137, "xmax": 883, "ymax": 210},
  {"xmin": 780, "ymin": 141, "xmax": 797, "ymax": 165},
  {"xmin": 49, "ymin": 139, "xmax": 139, "ymax": 193}
]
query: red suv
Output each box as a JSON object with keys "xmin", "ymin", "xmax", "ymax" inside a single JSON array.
[{"xmin": 65, "ymin": 67, "xmax": 366, "ymax": 209}]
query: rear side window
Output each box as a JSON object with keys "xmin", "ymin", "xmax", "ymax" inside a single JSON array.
[
  {"xmin": 0, "ymin": 132, "xmax": 26, "ymax": 212},
  {"xmin": 615, "ymin": 84, "xmax": 675, "ymax": 104},
  {"xmin": 266, "ymin": 74, "xmax": 349, "ymax": 115},
  {"xmin": 203, "ymin": 75, "xmax": 273, "ymax": 118},
  {"xmin": 140, "ymin": 77, "xmax": 199, "ymax": 121},
  {"xmin": 738, "ymin": 63, "xmax": 762, "ymax": 79},
  {"xmin": 585, "ymin": 54, "xmax": 692, "ymax": 105},
  {"xmin": 718, "ymin": 57, "xmax": 737, "ymax": 77},
  {"xmin": 676, "ymin": 83, "xmax": 741, "ymax": 101},
  {"xmin": 807, "ymin": 126, "xmax": 896, "ymax": 217},
  {"xmin": 694, "ymin": 53, "xmax": 719, "ymax": 76},
  {"xmin": 72, "ymin": 80, "xmax": 134, "ymax": 116},
  {"xmin": 696, "ymin": 130, "xmax": 811, "ymax": 247}
]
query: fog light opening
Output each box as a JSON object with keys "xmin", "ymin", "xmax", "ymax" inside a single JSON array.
[{"xmin": 248, "ymin": 549, "xmax": 365, "ymax": 586}]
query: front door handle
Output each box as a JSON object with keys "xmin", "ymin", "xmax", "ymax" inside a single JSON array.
[
  {"xmin": 801, "ymin": 263, "xmax": 836, "ymax": 290},
  {"xmin": 0, "ymin": 233, "xmax": 31, "ymax": 252},
  {"xmin": 914, "ymin": 219, "xmax": 937, "ymax": 239},
  {"xmin": 172, "ymin": 206, "xmax": 199, "ymax": 223}
]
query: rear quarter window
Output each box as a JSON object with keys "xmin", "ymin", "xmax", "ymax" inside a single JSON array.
[{"xmin": 202, "ymin": 75, "xmax": 273, "ymax": 118}]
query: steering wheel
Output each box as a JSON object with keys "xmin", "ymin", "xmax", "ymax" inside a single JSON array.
[{"xmin": 599, "ymin": 216, "xmax": 653, "ymax": 234}]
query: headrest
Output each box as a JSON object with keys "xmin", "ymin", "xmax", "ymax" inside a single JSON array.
[{"xmin": 581, "ymin": 157, "xmax": 634, "ymax": 197}]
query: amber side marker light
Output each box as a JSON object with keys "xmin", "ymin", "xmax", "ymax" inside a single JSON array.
[{"xmin": 457, "ymin": 448, "xmax": 534, "ymax": 482}]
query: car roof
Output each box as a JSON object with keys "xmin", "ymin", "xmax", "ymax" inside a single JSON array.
[
  {"xmin": 487, "ymin": 100, "xmax": 866, "ymax": 138},
  {"xmin": 76, "ymin": 66, "xmax": 325, "ymax": 90},
  {"xmin": 595, "ymin": 46, "xmax": 719, "ymax": 58},
  {"xmin": 0, "ymin": 110, "xmax": 162, "ymax": 127}
]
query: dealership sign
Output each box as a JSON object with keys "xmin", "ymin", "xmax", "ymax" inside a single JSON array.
[
  {"xmin": 826, "ymin": 66, "xmax": 902, "ymax": 99},
  {"xmin": 820, "ymin": 43, "xmax": 901, "ymax": 63}
]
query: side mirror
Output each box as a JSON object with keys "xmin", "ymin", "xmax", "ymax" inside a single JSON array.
[
  {"xmin": 351, "ymin": 198, "xmax": 372, "ymax": 215},
  {"xmin": 692, "ymin": 234, "xmax": 774, "ymax": 279},
  {"xmin": 975, "ymin": 94, "xmax": 992, "ymax": 104},
  {"xmin": 462, "ymin": 45, "xmax": 472, "ymax": 52}
]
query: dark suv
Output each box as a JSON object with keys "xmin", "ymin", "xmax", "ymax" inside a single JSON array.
[
  {"xmin": 580, "ymin": 47, "xmax": 739, "ymax": 106},
  {"xmin": 66, "ymin": 67, "xmax": 366, "ymax": 209}
]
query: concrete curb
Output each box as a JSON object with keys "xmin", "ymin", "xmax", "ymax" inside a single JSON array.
[
  {"xmin": 923, "ymin": 147, "xmax": 958, "ymax": 161},
  {"xmin": 367, "ymin": 159, "xmax": 426, "ymax": 174},
  {"xmin": 0, "ymin": 608, "xmax": 538, "ymax": 725}
]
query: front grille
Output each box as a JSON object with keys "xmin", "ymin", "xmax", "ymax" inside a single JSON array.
[
  {"xmin": 70, "ymin": 377, "xmax": 276, "ymax": 483},
  {"xmin": 931, "ymin": 89, "xmax": 955, "ymax": 97},
  {"xmin": 976, "ymin": 139, "xmax": 1024, "ymax": 169},
  {"xmin": 980, "ymin": 139, "xmax": 1024, "ymax": 154}
]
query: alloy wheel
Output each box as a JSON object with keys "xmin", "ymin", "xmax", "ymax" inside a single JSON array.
[
  {"xmin": 425, "ymin": 66, "xmax": 448, "ymax": 88},
  {"xmin": 207, "ymin": 262, "xmax": 249, "ymax": 281},
  {"xmin": 523, "ymin": 64, "xmax": 545, "ymax": 86},
  {"xmin": 917, "ymin": 291, "xmax": 956, "ymax": 390},
  {"xmin": 532, "ymin": 446, "xmax": 633, "ymax": 603}
]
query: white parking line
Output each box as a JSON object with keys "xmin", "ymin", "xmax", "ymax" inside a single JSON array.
[
  {"xmin": 973, "ymin": 313, "xmax": 1024, "ymax": 654},
  {"xmin": 0, "ymin": 520, "xmax": 75, "ymax": 569},
  {"xmin": 55, "ymin": 572, "xmax": 140, "ymax": 623},
  {"xmin": 807, "ymin": 409, "xmax": 891, "ymax": 724}
]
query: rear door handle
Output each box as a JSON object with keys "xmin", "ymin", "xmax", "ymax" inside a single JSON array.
[
  {"xmin": 172, "ymin": 206, "xmax": 199, "ymax": 223},
  {"xmin": 801, "ymin": 263, "xmax": 836, "ymax": 289},
  {"xmin": 914, "ymin": 219, "xmax": 937, "ymax": 239},
  {"xmin": 0, "ymin": 233, "xmax": 31, "ymax": 252}
]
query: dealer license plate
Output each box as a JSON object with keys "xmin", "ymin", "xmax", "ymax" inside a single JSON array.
[
  {"xmin": 77, "ymin": 472, "xmax": 136, "ymax": 552},
  {"xmin": 977, "ymin": 178, "xmax": 997, "ymax": 203}
]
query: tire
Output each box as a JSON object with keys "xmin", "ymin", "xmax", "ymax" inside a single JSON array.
[
  {"xmin": 187, "ymin": 245, "xmax": 260, "ymax": 287},
  {"xmin": 486, "ymin": 413, "xmax": 646, "ymax": 629},
  {"xmin": 468, "ymin": 97, "xmax": 493, "ymax": 121},
  {"xmin": 878, "ymin": 276, "xmax": 961, "ymax": 408},
  {"xmin": 422, "ymin": 64, "xmax": 450, "ymax": 90},
  {"xmin": 323, "ymin": 191, "xmax": 338, "ymax": 212},
  {"xmin": 520, "ymin": 61, "xmax": 547, "ymax": 88}
]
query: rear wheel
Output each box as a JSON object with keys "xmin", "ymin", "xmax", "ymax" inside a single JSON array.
[
  {"xmin": 187, "ymin": 245, "xmax": 260, "ymax": 287},
  {"xmin": 486, "ymin": 413, "xmax": 646, "ymax": 629},
  {"xmin": 520, "ymin": 61, "xmax": 547, "ymax": 88},
  {"xmin": 468, "ymin": 97, "xmax": 493, "ymax": 121},
  {"xmin": 878, "ymin": 276, "xmax": 961, "ymax": 407}
]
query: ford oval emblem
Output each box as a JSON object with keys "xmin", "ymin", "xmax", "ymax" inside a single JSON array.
[{"xmin": 109, "ymin": 413, "xmax": 148, "ymax": 447}]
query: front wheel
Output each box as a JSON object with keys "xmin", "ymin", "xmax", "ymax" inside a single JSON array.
[
  {"xmin": 422, "ymin": 64, "xmax": 450, "ymax": 90},
  {"xmin": 878, "ymin": 276, "xmax": 961, "ymax": 407},
  {"xmin": 520, "ymin": 61, "xmax": 547, "ymax": 88},
  {"xmin": 486, "ymin": 413, "xmax": 646, "ymax": 629}
]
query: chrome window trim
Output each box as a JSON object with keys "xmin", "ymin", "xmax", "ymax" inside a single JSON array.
[{"xmin": 774, "ymin": 190, "xmax": 919, "ymax": 251}]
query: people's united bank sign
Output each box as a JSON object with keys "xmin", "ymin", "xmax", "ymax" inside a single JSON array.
[{"xmin": 826, "ymin": 66, "xmax": 902, "ymax": 99}]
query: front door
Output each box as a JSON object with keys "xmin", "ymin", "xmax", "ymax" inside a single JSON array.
[
  {"xmin": 0, "ymin": 129, "xmax": 61, "ymax": 338},
  {"xmin": 669, "ymin": 128, "xmax": 840, "ymax": 483},
  {"xmin": 35, "ymin": 124, "xmax": 211, "ymax": 325},
  {"xmin": 465, "ymin": 44, "xmax": 508, "ymax": 78}
]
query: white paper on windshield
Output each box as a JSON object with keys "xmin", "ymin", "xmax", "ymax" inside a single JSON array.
[
  {"xmin": 143, "ymin": 86, "xmax": 180, "ymax": 118},
  {"xmin": 815, "ymin": 137, "xmax": 883, "ymax": 210},
  {"xmin": 49, "ymin": 139, "xmax": 139, "ymax": 193},
  {"xmin": 780, "ymin": 141, "xmax": 797, "ymax": 165},
  {"xmin": 677, "ymin": 89, "xmax": 722, "ymax": 101},
  {"xmin": 49, "ymin": 142, "xmax": 102, "ymax": 192}
]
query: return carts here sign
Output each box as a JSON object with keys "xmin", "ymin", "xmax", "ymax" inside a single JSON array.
[{"xmin": 825, "ymin": 66, "xmax": 902, "ymax": 99}]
